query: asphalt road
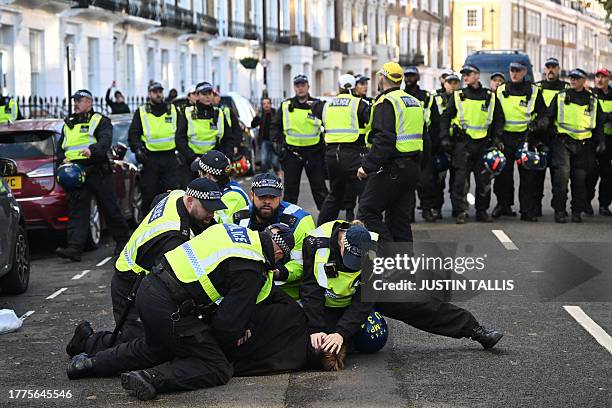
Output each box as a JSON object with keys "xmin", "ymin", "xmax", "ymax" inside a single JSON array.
[{"xmin": 0, "ymin": 172, "xmax": 611, "ymax": 408}]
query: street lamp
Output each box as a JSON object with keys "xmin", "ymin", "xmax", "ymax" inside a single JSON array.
[{"xmin": 262, "ymin": 0, "xmax": 268, "ymax": 98}]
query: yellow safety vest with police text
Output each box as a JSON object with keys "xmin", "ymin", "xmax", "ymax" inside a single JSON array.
[
  {"xmin": 62, "ymin": 113, "xmax": 103, "ymax": 161},
  {"xmin": 139, "ymin": 104, "xmax": 177, "ymax": 151},
  {"xmin": 555, "ymin": 91, "xmax": 597, "ymax": 140},
  {"xmin": 185, "ymin": 106, "xmax": 225, "ymax": 154}
]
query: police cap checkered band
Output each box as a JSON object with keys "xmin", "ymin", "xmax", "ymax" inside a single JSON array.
[
  {"xmin": 270, "ymin": 231, "xmax": 291, "ymax": 255},
  {"xmin": 186, "ymin": 187, "xmax": 223, "ymax": 201},
  {"xmin": 343, "ymin": 235, "xmax": 362, "ymax": 257},
  {"xmin": 198, "ymin": 161, "xmax": 225, "ymax": 176},
  {"xmin": 252, "ymin": 178, "xmax": 283, "ymax": 191}
]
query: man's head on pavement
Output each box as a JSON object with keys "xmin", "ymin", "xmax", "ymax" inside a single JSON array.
[
  {"xmin": 148, "ymin": 82, "xmax": 164, "ymax": 104},
  {"xmin": 264, "ymin": 223, "xmax": 295, "ymax": 263},
  {"xmin": 544, "ymin": 57, "xmax": 561, "ymax": 82},
  {"xmin": 595, "ymin": 68, "xmax": 610, "ymax": 89},
  {"xmin": 338, "ymin": 222, "xmax": 373, "ymax": 271},
  {"xmin": 183, "ymin": 178, "xmax": 226, "ymax": 229},
  {"xmin": 293, "ymin": 75, "xmax": 310, "ymax": 99},
  {"xmin": 196, "ymin": 82, "xmax": 214, "ymax": 105},
  {"xmin": 509, "ymin": 61, "xmax": 527, "ymax": 83},
  {"xmin": 71, "ymin": 89, "xmax": 93, "ymax": 114},
  {"xmin": 250, "ymin": 173, "xmax": 283, "ymax": 223},
  {"xmin": 191, "ymin": 150, "xmax": 231, "ymax": 188}
]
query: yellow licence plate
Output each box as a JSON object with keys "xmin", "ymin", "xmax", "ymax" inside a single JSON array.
[{"xmin": 4, "ymin": 176, "xmax": 22, "ymax": 190}]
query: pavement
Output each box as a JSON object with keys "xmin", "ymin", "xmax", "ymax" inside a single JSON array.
[{"xmin": 0, "ymin": 172, "xmax": 611, "ymax": 407}]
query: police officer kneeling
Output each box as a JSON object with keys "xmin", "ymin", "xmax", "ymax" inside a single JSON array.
[
  {"xmin": 65, "ymin": 178, "xmax": 224, "ymax": 357},
  {"xmin": 55, "ymin": 89, "xmax": 130, "ymax": 261},
  {"xmin": 66, "ymin": 223, "xmax": 295, "ymax": 401}
]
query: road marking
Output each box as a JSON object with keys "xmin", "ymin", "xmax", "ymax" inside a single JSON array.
[
  {"xmin": 467, "ymin": 193, "xmax": 475, "ymax": 206},
  {"xmin": 563, "ymin": 306, "xmax": 612, "ymax": 355},
  {"xmin": 72, "ymin": 269, "xmax": 91, "ymax": 280},
  {"xmin": 19, "ymin": 310, "xmax": 35, "ymax": 321},
  {"xmin": 96, "ymin": 256, "xmax": 112, "ymax": 267},
  {"xmin": 531, "ymin": 270, "xmax": 545, "ymax": 273},
  {"xmin": 46, "ymin": 288, "xmax": 67, "ymax": 300},
  {"xmin": 491, "ymin": 229, "xmax": 519, "ymax": 250}
]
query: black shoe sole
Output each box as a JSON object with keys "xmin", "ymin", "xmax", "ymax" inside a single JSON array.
[{"xmin": 121, "ymin": 372, "xmax": 157, "ymax": 401}]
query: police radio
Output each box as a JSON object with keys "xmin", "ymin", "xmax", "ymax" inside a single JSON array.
[{"xmin": 324, "ymin": 262, "xmax": 338, "ymax": 278}]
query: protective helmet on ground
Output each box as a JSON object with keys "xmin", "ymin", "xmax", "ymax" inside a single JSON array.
[
  {"xmin": 353, "ymin": 310, "xmax": 388, "ymax": 353},
  {"xmin": 56, "ymin": 163, "xmax": 86, "ymax": 191}
]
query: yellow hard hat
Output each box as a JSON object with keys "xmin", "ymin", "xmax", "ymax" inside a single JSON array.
[{"xmin": 377, "ymin": 62, "xmax": 404, "ymax": 83}]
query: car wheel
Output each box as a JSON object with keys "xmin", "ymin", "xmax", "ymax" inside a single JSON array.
[
  {"xmin": 130, "ymin": 183, "xmax": 143, "ymax": 227},
  {"xmin": 0, "ymin": 224, "xmax": 30, "ymax": 294},
  {"xmin": 85, "ymin": 197, "xmax": 101, "ymax": 250}
]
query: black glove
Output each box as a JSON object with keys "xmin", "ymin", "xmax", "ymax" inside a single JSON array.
[
  {"xmin": 492, "ymin": 138, "xmax": 504, "ymax": 151},
  {"xmin": 440, "ymin": 137, "xmax": 454, "ymax": 153},
  {"xmin": 528, "ymin": 121, "xmax": 538, "ymax": 133},
  {"xmin": 596, "ymin": 141, "xmax": 606, "ymax": 155},
  {"xmin": 135, "ymin": 148, "xmax": 148, "ymax": 164}
]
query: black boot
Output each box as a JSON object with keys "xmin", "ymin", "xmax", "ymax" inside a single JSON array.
[
  {"xmin": 456, "ymin": 212, "xmax": 467, "ymax": 224},
  {"xmin": 431, "ymin": 208, "xmax": 443, "ymax": 220},
  {"xmin": 121, "ymin": 370, "xmax": 158, "ymax": 401},
  {"xmin": 492, "ymin": 204, "xmax": 516, "ymax": 218},
  {"xmin": 66, "ymin": 353, "xmax": 95, "ymax": 379},
  {"xmin": 66, "ymin": 321, "xmax": 94, "ymax": 357},
  {"xmin": 520, "ymin": 213, "xmax": 538, "ymax": 222},
  {"xmin": 571, "ymin": 213, "xmax": 583, "ymax": 223},
  {"xmin": 554, "ymin": 211, "xmax": 567, "ymax": 223},
  {"xmin": 422, "ymin": 209, "xmax": 437, "ymax": 222},
  {"xmin": 476, "ymin": 210, "xmax": 492, "ymax": 222},
  {"xmin": 56, "ymin": 247, "xmax": 82, "ymax": 262},
  {"xmin": 584, "ymin": 204, "xmax": 594, "ymax": 216},
  {"xmin": 599, "ymin": 207, "xmax": 612, "ymax": 216},
  {"xmin": 471, "ymin": 325, "xmax": 503, "ymax": 350}
]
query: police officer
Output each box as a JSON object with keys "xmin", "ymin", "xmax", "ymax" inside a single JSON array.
[
  {"xmin": 403, "ymin": 66, "xmax": 440, "ymax": 222},
  {"xmin": 0, "ymin": 92, "xmax": 20, "ymax": 124},
  {"xmin": 191, "ymin": 150, "xmax": 250, "ymax": 223},
  {"xmin": 313, "ymin": 74, "xmax": 370, "ymax": 225},
  {"xmin": 489, "ymin": 72, "xmax": 506, "ymax": 92},
  {"xmin": 67, "ymin": 223, "xmax": 295, "ymax": 401},
  {"xmin": 357, "ymin": 62, "xmax": 424, "ymax": 242},
  {"xmin": 586, "ymin": 68, "xmax": 612, "ymax": 216},
  {"xmin": 233, "ymin": 173, "xmax": 316, "ymax": 300},
  {"xmin": 270, "ymin": 74, "xmax": 328, "ymax": 209},
  {"xmin": 547, "ymin": 69, "xmax": 606, "ymax": 223},
  {"xmin": 128, "ymin": 82, "xmax": 180, "ymax": 213},
  {"xmin": 65, "ymin": 178, "xmax": 225, "ymax": 357},
  {"xmin": 432, "ymin": 72, "xmax": 461, "ymax": 219},
  {"xmin": 55, "ymin": 90, "xmax": 130, "ymax": 261},
  {"xmin": 440, "ymin": 65, "xmax": 504, "ymax": 223},
  {"xmin": 301, "ymin": 221, "xmax": 503, "ymax": 363},
  {"xmin": 493, "ymin": 61, "xmax": 548, "ymax": 221},
  {"xmin": 353, "ymin": 74, "xmax": 373, "ymax": 103},
  {"xmin": 176, "ymin": 81, "xmax": 239, "ymax": 184},
  {"xmin": 534, "ymin": 57, "xmax": 570, "ymax": 217}
]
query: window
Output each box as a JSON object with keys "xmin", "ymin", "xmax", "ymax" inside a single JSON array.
[
  {"xmin": 179, "ymin": 51, "xmax": 186, "ymax": 92},
  {"xmin": 464, "ymin": 7, "xmax": 482, "ymax": 31},
  {"xmin": 147, "ymin": 47, "xmax": 155, "ymax": 83},
  {"xmin": 126, "ymin": 44, "xmax": 135, "ymax": 96},
  {"xmin": 191, "ymin": 54, "xmax": 198, "ymax": 85},
  {"xmin": 29, "ymin": 30, "xmax": 43, "ymax": 95},
  {"xmin": 463, "ymin": 38, "xmax": 482, "ymax": 62},
  {"xmin": 161, "ymin": 49, "xmax": 169, "ymax": 88},
  {"xmin": 87, "ymin": 37, "xmax": 100, "ymax": 95}
]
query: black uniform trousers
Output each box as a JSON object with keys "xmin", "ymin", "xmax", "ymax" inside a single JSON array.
[
  {"xmin": 432, "ymin": 169, "xmax": 448, "ymax": 212},
  {"xmin": 92, "ymin": 273, "xmax": 233, "ymax": 393},
  {"xmin": 280, "ymin": 144, "xmax": 328, "ymax": 210},
  {"xmin": 357, "ymin": 158, "xmax": 420, "ymax": 242},
  {"xmin": 450, "ymin": 138, "xmax": 492, "ymax": 213},
  {"xmin": 493, "ymin": 132, "xmax": 523, "ymax": 208},
  {"xmin": 140, "ymin": 150, "xmax": 180, "ymax": 213},
  {"xmin": 317, "ymin": 144, "xmax": 366, "ymax": 225},
  {"xmin": 67, "ymin": 168, "xmax": 130, "ymax": 251},
  {"xmin": 84, "ymin": 270, "xmax": 144, "ymax": 355},
  {"xmin": 416, "ymin": 155, "xmax": 437, "ymax": 213},
  {"xmin": 551, "ymin": 136, "xmax": 597, "ymax": 214},
  {"xmin": 586, "ymin": 141, "xmax": 612, "ymax": 208}
]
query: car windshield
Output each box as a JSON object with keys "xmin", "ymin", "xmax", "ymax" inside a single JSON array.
[
  {"xmin": 0, "ymin": 131, "xmax": 55, "ymax": 159},
  {"xmin": 232, "ymin": 97, "xmax": 255, "ymax": 125}
]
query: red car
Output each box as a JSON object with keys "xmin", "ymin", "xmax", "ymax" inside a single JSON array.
[{"xmin": 0, "ymin": 115, "xmax": 141, "ymax": 248}]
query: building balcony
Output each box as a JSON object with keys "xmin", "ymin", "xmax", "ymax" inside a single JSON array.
[
  {"xmin": 88, "ymin": 0, "xmax": 128, "ymax": 12},
  {"xmin": 312, "ymin": 37, "xmax": 330, "ymax": 52},
  {"xmin": 196, "ymin": 13, "xmax": 218, "ymax": 35},
  {"xmin": 277, "ymin": 30, "xmax": 311, "ymax": 46},
  {"xmin": 126, "ymin": 0, "xmax": 160, "ymax": 21},
  {"xmin": 330, "ymin": 38, "xmax": 348, "ymax": 54},
  {"xmin": 228, "ymin": 21, "xmax": 259, "ymax": 40},
  {"xmin": 160, "ymin": 4, "xmax": 195, "ymax": 32}
]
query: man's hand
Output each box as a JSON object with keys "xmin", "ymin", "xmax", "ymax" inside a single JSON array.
[
  {"xmin": 111, "ymin": 80, "xmax": 116, "ymax": 88},
  {"xmin": 310, "ymin": 332, "xmax": 327, "ymax": 351},
  {"xmin": 440, "ymin": 137, "xmax": 454, "ymax": 153},
  {"xmin": 321, "ymin": 332, "xmax": 344, "ymax": 354},
  {"xmin": 236, "ymin": 329, "xmax": 252, "ymax": 347},
  {"xmin": 357, "ymin": 167, "xmax": 368, "ymax": 180},
  {"xmin": 596, "ymin": 141, "xmax": 606, "ymax": 155},
  {"xmin": 135, "ymin": 149, "xmax": 148, "ymax": 164},
  {"xmin": 79, "ymin": 148, "xmax": 92, "ymax": 158},
  {"xmin": 63, "ymin": 158, "xmax": 71, "ymax": 164}
]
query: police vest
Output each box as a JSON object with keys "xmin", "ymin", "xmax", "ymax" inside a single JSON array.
[
  {"xmin": 116, "ymin": 190, "xmax": 191, "ymax": 274},
  {"xmin": 185, "ymin": 106, "xmax": 225, "ymax": 154},
  {"xmin": 555, "ymin": 90, "xmax": 597, "ymax": 140},
  {"xmin": 164, "ymin": 223, "xmax": 272, "ymax": 304},
  {"xmin": 372, "ymin": 89, "xmax": 424, "ymax": 153},
  {"xmin": 421, "ymin": 92, "xmax": 434, "ymax": 129},
  {"xmin": 139, "ymin": 104, "xmax": 177, "ymax": 151},
  {"xmin": 222, "ymin": 106, "xmax": 232, "ymax": 127},
  {"xmin": 62, "ymin": 113, "xmax": 103, "ymax": 161},
  {"xmin": 434, "ymin": 93, "xmax": 449, "ymax": 115},
  {"xmin": 281, "ymin": 100, "xmax": 322, "ymax": 147},
  {"xmin": 309, "ymin": 221, "xmax": 378, "ymax": 308},
  {"xmin": 538, "ymin": 81, "xmax": 569, "ymax": 107},
  {"xmin": 496, "ymin": 83, "xmax": 539, "ymax": 133},
  {"xmin": 214, "ymin": 180, "xmax": 250, "ymax": 224},
  {"xmin": 598, "ymin": 97, "xmax": 612, "ymax": 136},
  {"xmin": 233, "ymin": 201, "xmax": 316, "ymax": 300},
  {"xmin": 451, "ymin": 89, "xmax": 495, "ymax": 140},
  {"xmin": 322, "ymin": 93, "xmax": 362, "ymax": 143},
  {"xmin": 0, "ymin": 98, "xmax": 18, "ymax": 125}
]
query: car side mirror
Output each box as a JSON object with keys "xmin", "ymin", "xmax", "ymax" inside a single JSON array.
[
  {"xmin": 0, "ymin": 158, "xmax": 18, "ymax": 177},
  {"xmin": 110, "ymin": 143, "xmax": 128, "ymax": 160}
]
